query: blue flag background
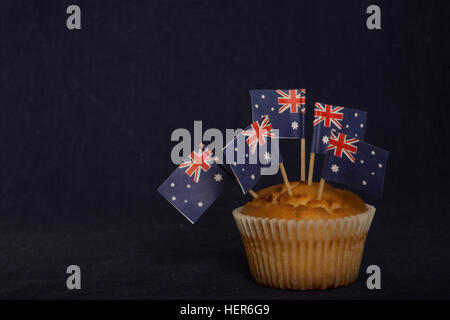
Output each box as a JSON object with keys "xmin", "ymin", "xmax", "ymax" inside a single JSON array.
[
  {"xmin": 158, "ymin": 149, "xmax": 234, "ymax": 223},
  {"xmin": 224, "ymin": 123, "xmax": 282, "ymax": 194},
  {"xmin": 250, "ymin": 89, "xmax": 306, "ymax": 139},
  {"xmin": 322, "ymin": 133, "xmax": 388, "ymax": 197},
  {"xmin": 311, "ymin": 102, "xmax": 367, "ymax": 154}
]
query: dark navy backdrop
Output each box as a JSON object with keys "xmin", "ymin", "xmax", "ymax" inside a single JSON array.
[{"xmin": 0, "ymin": 0, "xmax": 449, "ymax": 299}]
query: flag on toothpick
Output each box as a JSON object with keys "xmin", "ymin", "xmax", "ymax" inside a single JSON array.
[
  {"xmin": 250, "ymin": 88, "xmax": 306, "ymax": 181},
  {"xmin": 322, "ymin": 131, "xmax": 388, "ymax": 196},
  {"xmin": 311, "ymin": 102, "xmax": 367, "ymax": 154},
  {"xmin": 224, "ymin": 116, "xmax": 282, "ymax": 194},
  {"xmin": 308, "ymin": 102, "xmax": 368, "ymax": 185},
  {"xmin": 249, "ymin": 89, "xmax": 306, "ymax": 138},
  {"xmin": 158, "ymin": 145, "xmax": 234, "ymax": 223}
]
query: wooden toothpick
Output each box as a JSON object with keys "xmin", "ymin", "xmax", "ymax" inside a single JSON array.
[
  {"xmin": 307, "ymin": 152, "xmax": 315, "ymax": 185},
  {"xmin": 279, "ymin": 162, "xmax": 293, "ymax": 196},
  {"xmin": 300, "ymin": 138, "xmax": 306, "ymax": 181},
  {"xmin": 248, "ymin": 189, "xmax": 258, "ymax": 199},
  {"xmin": 317, "ymin": 178, "xmax": 325, "ymax": 200}
]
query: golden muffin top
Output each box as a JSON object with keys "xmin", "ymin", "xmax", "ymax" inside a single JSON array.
[{"xmin": 242, "ymin": 182, "xmax": 367, "ymax": 221}]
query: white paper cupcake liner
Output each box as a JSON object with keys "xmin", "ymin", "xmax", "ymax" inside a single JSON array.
[{"xmin": 233, "ymin": 204, "xmax": 375, "ymax": 290}]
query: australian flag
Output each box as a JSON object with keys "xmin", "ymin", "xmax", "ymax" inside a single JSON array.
[
  {"xmin": 223, "ymin": 116, "xmax": 282, "ymax": 194},
  {"xmin": 311, "ymin": 102, "xmax": 367, "ymax": 154},
  {"xmin": 322, "ymin": 131, "xmax": 388, "ymax": 196},
  {"xmin": 158, "ymin": 145, "xmax": 234, "ymax": 223},
  {"xmin": 249, "ymin": 89, "xmax": 306, "ymax": 139}
]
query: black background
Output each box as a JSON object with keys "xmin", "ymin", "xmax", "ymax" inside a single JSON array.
[{"xmin": 0, "ymin": 0, "xmax": 449, "ymax": 299}]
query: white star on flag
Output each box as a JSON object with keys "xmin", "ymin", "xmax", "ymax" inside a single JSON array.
[
  {"xmin": 214, "ymin": 173, "xmax": 223, "ymax": 182},
  {"xmin": 322, "ymin": 135, "xmax": 329, "ymax": 144},
  {"xmin": 331, "ymin": 164, "xmax": 339, "ymax": 173},
  {"xmin": 264, "ymin": 152, "xmax": 271, "ymax": 161},
  {"xmin": 291, "ymin": 121, "xmax": 299, "ymax": 130}
]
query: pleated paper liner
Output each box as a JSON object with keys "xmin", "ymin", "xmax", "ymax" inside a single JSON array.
[{"xmin": 233, "ymin": 204, "xmax": 375, "ymax": 290}]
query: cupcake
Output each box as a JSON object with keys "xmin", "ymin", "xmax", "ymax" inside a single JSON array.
[{"xmin": 232, "ymin": 181, "xmax": 375, "ymax": 290}]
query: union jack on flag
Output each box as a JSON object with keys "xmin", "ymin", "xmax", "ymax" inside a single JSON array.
[
  {"xmin": 224, "ymin": 118, "xmax": 282, "ymax": 194},
  {"xmin": 242, "ymin": 115, "xmax": 276, "ymax": 154},
  {"xmin": 322, "ymin": 132, "xmax": 388, "ymax": 197},
  {"xmin": 276, "ymin": 89, "xmax": 306, "ymax": 114},
  {"xmin": 327, "ymin": 130, "xmax": 359, "ymax": 163},
  {"xmin": 158, "ymin": 145, "xmax": 234, "ymax": 223},
  {"xmin": 178, "ymin": 145, "xmax": 214, "ymax": 183},
  {"xmin": 250, "ymin": 89, "xmax": 306, "ymax": 139},
  {"xmin": 311, "ymin": 102, "xmax": 367, "ymax": 154},
  {"xmin": 314, "ymin": 103, "xmax": 344, "ymax": 128}
]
